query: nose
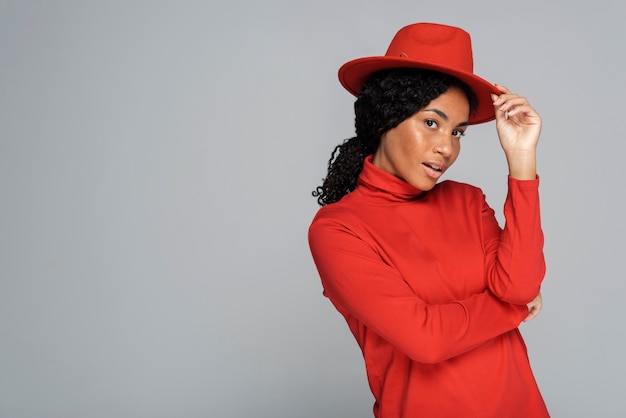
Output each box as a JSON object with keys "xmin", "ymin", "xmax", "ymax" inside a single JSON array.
[{"xmin": 433, "ymin": 133, "xmax": 454, "ymax": 158}]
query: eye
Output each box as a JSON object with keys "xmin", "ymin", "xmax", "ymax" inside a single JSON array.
[
  {"xmin": 425, "ymin": 119, "xmax": 438, "ymax": 129},
  {"xmin": 452, "ymin": 129, "xmax": 466, "ymax": 139}
]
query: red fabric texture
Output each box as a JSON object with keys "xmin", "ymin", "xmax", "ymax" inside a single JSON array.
[{"xmin": 308, "ymin": 156, "xmax": 549, "ymax": 417}]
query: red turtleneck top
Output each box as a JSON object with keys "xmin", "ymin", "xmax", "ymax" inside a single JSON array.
[{"xmin": 308, "ymin": 156, "xmax": 549, "ymax": 417}]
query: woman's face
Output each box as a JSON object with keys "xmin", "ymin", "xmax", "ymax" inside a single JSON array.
[{"xmin": 372, "ymin": 86, "xmax": 470, "ymax": 191}]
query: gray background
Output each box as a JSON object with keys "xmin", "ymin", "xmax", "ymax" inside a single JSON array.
[{"xmin": 1, "ymin": 0, "xmax": 625, "ymax": 417}]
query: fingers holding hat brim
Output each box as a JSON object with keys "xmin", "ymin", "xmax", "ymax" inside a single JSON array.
[{"xmin": 491, "ymin": 84, "xmax": 538, "ymax": 122}]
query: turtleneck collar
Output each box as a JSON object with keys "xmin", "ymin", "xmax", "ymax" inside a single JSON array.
[{"xmin": 356, "ymin": 155, "xmax": 424, "ymax": 203}]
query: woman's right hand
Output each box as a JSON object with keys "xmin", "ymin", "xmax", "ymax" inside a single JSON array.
[
  {"xmin": 524, "ymin": 292, "xmax": 542, "ymax": 322},
  {"xmin": 491, "ymin": 84, "xmax": 542, "ymax": 181}
]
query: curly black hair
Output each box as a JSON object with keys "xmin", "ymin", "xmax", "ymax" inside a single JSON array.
[{"xmin": 312, "ymin": 68, "xmax": 478, "ymax": 206}]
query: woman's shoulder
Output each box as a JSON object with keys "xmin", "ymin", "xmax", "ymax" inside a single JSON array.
[{"xmin": 310, "ymin": 193, "xmax": 360, "ymax": 224}]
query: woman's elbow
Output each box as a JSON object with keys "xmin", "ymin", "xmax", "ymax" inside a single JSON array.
[{"xmin": 499, "ymin": 284, "xmax": 541, "ymax": 305}]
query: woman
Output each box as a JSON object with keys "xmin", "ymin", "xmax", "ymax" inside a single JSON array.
[{"xmin": 308, "ymin": 23, "xmax": 549, "ymax": 417}]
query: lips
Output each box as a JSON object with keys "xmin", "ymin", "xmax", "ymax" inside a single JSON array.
[
  {"xmin": 424, "ymin": 163, "xmax": 443, "ymax": 172},
  {"xmin": 422, "ymin": 162, "xmax": 446, "ymax": 179}
]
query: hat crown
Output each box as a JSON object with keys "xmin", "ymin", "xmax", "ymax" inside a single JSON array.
[
  {"xmin": 385, "ymin": 23, "xmax": 474, "ymax": 73},
  {"xmin": 338, "ymin": 22, "xmax": 498, "ymax": 124}
]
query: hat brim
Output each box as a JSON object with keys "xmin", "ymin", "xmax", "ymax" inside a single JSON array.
[{"xmin": 339, "ymin": 57, "xmax": 500, "ymax": 125}]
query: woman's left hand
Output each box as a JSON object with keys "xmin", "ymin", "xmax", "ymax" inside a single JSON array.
[
  {"xmin": 523, "ymin": 292, "xmax": 542, "ymax": 323},
  {"xmin": 491, "ymin": 84, "xmax": 542, "ymax": 180}
]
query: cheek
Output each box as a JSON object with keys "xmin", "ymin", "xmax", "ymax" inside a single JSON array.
[{"xmin": 450, "ymin": 141, "xmax": 461, "ymax": 163}]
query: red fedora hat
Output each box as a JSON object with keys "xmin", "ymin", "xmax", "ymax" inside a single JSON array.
[{"xmin": 338, "ymin": 22, "xmax": 499, "ymax": 124}]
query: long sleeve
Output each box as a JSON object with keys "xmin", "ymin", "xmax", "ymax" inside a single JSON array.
[
  {"xmin": 309, "ymin": 216, "xmax": 528, "ymax": 364},
  {"xmin": 482, "ymin": 176, "xmax": 546, "ymax": 304}
]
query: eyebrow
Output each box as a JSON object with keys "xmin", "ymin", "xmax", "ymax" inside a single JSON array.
[{"xmin": 423, "ymin": 108, "xmax": 469, "ymax": 127}]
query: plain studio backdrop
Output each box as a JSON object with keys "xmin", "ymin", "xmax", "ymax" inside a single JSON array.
[{"xmin": 1, "ymin": 1, "xmax": 625, "ymax": 417}]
